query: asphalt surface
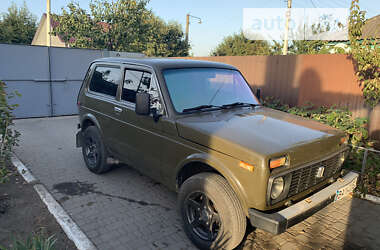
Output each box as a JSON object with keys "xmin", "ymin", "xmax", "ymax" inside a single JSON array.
[{"xmin": 14, "ymin": 116, "xmax": 380, "ymax": 250}]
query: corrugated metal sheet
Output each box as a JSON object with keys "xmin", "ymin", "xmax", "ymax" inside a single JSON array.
[{"xmin": 0, "ymin": 44, "xmax": 144, "ymax": 118}]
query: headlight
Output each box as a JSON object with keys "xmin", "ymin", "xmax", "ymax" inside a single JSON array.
[
  {"xmin": 339, "ymin": 151, "xmax": 348, "ymax": 164},
  {"xmin": 271, "ymin": 177, "xmax": 284, "ymax": 200}
]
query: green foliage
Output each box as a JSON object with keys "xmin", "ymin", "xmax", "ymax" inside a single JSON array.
[
  {"xmin": 0, "ymin": 231, "xmax": 57, "ymax": 250},
  {"xmin": 211, "ymin": 32, "xmax": 272, "ymax": 56},
  {"xmin": 262, "ymin": 96, "xmax": 368, "ymax": 145},
  {"xmin": 346, "ymin": 149, "xmax": 380, "ymax": 196},
  {"xmin": 0, "ymin": 81, "xmax": 20, "ymax": 167},
  {"xmin": 271, "ymin": 15, "xmax": 345, "ymax": 55},
  {"xmin": 288, "ymin": 40, "xmax": 329, "ymax": 54},
  {"xmin": 0, "ymin": 165, "xmax": 10, "ymax": 183},
  {"xmin": 52, "ymin": 0, "xmax": 189, "ymax": 57},
  {"xmin": 144, "ymin": 17, "xmax": 190, "ymax": 57},
  {"xmin": 349, "ymin": 0, "xmax": 380, "ymax": 108},
  {"xmin": 271, "ymin": 40, "xmax": 330, "ymax": 55},
  {"xmin": 0, "ymin": 2, "xmax": 37, "ymax": 45}
]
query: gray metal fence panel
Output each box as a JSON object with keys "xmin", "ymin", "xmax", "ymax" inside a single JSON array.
[
  {"xmin": 0, "ymin": 44, "xmax": 50, "ymax": 80},
  {"xmin": 6, "ymin": 81, "xmax": 51, "ymax": 118},
  {"xmin": 49, "ymin": 47, "xmax": 103, "ymax": 116},
  {"xmin": 0, "ymin": 44, "xmax": 145, "ymax": 118},
  {"xmin": 51, "ymin": 81, "xmax": 82, "ymax": 116},
  {"xmin": 0, "ymin": 44, "xmax": 51, "ymax": 118}
]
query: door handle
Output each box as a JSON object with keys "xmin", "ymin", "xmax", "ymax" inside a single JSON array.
[{"xmin": 114, "ymin": 107, "xmax": 122, "ymax": 113}]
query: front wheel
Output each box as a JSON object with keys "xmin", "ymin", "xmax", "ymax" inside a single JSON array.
[{"xmin": 178, "ymin": 173, "xmax": 246, "ymax": 250}]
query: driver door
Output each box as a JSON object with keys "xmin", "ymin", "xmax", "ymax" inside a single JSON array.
[{"xmin": 112, "ymin": 65, "xmax": 165, "ymax": 181}]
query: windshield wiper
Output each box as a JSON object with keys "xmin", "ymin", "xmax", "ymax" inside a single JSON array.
[
  {"xmin": 182, "ymin": 105, "xmax": 221, "ymax": 113},
  {"xmin": 221, "ymin": 102, "xmax": 261, "ymax": 109}
]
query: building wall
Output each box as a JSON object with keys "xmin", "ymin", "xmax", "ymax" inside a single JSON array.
[{"xmin": 31, "ymin": 15, "xmax": 66, "ymax": 47}]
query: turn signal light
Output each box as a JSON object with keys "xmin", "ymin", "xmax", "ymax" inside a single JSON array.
[
  {"xmin": 340, "ymin": 136, "xmax": 349, "ymax": 145},
  {"xmin": 239, "ymin": 161, "xmax": 254, "ymax": 172},
  {"xmin": 269, "ymin": 157, "xmax": 286, "ymax": 169}
]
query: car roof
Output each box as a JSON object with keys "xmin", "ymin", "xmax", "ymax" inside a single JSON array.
[{"xmin": 92, "ymin": 57, "xmax": 238, "ymax": 71}]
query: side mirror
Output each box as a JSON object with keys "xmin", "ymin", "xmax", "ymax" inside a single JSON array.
[
  {"xmin": 256, "ymin": 88, "xmax": 261, "ymax": 100},
  {"xmin": 135, "ymin": 92, "xmax": 150, "ymax": 115}
]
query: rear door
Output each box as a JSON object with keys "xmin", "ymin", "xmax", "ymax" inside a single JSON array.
[{"xmin": 83, "ymin": 64, "xmax": 122, "ymax": 152}]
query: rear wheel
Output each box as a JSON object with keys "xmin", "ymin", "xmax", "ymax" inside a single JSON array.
[
  {"xmin": 178, "ymin": 173, "xmax": 246, "ymax": 249},
  {"xmin": 82, "ymin": 126, "xmax": 110, "ymax": 174}
]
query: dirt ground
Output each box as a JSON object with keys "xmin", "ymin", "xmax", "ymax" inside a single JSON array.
[{"xmin": 0, "ymin": 163, "xmax": 76, "ymax": 250}]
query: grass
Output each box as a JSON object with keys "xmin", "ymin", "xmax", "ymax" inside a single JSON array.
[
  {"xmin": 0, "ymin": 166, "xmax": 10, "ymax": 183},
  {"xmin": 0, "ymin": 231, "xmax": 57, "ymax": 250}
]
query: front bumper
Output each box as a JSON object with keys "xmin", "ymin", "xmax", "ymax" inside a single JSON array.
[{"xmin": 249, "ymin": 171, "xmax": 358, "ymax": 234}]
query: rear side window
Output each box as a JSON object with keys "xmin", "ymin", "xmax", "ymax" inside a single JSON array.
[
  {"xmin": 89, "ymin": 66, "xmax": 120, "ymax": 97},
  {"xmin": 122, "ymin": 69, "xmax": 152, "ymax": 103}
]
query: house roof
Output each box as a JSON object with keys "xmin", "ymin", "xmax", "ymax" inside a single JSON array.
[
  {"xmin": 31, "ymin": 13, "xmax": 66, "ymax": 44},
  {"xmin": 32, "ymin": 13, "xmax": 110, "ymax": 45},
  {"xmin": 362, "ymin": 14, "xmax": 380, "ymax": 39}
]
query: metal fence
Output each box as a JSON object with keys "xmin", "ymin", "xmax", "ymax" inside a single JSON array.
[
  {"xmin": 0, "ymin": 44, "xmax": 144, "ymax": 118},
  {"xmin": 345, "ymin": 144, "xmax": 380, "ymax": 197}
]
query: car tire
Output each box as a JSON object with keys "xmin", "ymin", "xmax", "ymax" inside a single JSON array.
[
  {"xmin": 82, "ymin": 126, "xmax": 110, "ymax": 174},
  {"xmin": 178, "ymin": 173, "xmax": 246, "ymax": 250}
]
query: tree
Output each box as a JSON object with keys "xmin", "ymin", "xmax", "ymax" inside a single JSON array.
[
  {"xmin": 271, "ymin": 15, "xmax": 346, "ymax": 55},
  {"xmin": 287, "ymin": 40, "xmax": 328, "ymax": 54},
  {"xmin": 144, "ymin": 16, "xmax": 189, "ymax": 57},
  {"xmin": 52, "ymin": 0, "xmax": 189, "ymax": 57},
  {"xmin": 211, "ymin": 32, "xmax": 272, "ymax": 56},
  {"xmin": 0, "ymin": 2, "xmax": 37, "ymax": 45},
  {"xmin": 349, "ymin": 0, "xmax": 380, "ymax": 108}
]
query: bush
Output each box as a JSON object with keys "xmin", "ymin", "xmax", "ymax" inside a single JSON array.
[{"xmin": 0, "ymin": 80, "xmax": 20, "ymax": 168}]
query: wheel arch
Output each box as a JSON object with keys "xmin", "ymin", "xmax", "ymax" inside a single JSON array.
[
  {"xmin": 175, "ymin": 153, "xmax": 249, "ymax": 216},
  {"xmin": 81, "ymin": 113, "xmax": 102, "ymax": 133}
]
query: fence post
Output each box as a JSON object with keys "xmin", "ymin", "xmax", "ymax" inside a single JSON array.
[
  {"xmin": 360, "ymin": 149, "xmax": 368, "ymax": 184},
  {"xmin": 47, "ymin": 46, "xmax": 53, "ymax": 117}
]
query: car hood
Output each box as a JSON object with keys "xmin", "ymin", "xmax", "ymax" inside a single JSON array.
[{"xmin": 175, "ymin": 107, "xmax": 344, "ymax": 166}]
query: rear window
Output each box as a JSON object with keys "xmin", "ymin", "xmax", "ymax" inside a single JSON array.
[{"xmin": 89, "ymin": 66, "xmax": 120, "ymax": 97}]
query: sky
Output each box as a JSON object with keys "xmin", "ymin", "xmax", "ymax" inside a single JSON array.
[{"xmin": 1, "ymin": 0, "xmax": 379, "ymax": 56}]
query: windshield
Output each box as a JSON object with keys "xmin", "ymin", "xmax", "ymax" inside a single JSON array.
[{"xmin": 163, "ymin": 68, "xmax": 259, "ymax": 113}]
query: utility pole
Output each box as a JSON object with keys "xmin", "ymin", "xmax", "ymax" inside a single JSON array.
[
  {"xmin": 185, "ymin": 14, "xmax": 202, "ymax": 46},
  {"xmin": 282, "ymin": 0, "xmax": 292, "ymax": 55},
  {"xmin": 46, "ymin": 0, "xmax": 51, "ymax": 47},
  {"xmin": 185, "ymin": 14, "xmax": 190, "ymax": 44}
]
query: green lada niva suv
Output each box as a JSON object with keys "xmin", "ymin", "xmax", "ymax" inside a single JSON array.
[{"xmin": 76, "ymin": 57, "xmax": 358, "ymax": 249}]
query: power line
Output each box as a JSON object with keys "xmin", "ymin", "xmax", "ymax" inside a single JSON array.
[
  {"xmin": 310, "ymin": 0, "xmax": 317, "ymax": 8},
  {"xmin": 293, "ymin": 0, "xmax": 348, "ymax": 8}
]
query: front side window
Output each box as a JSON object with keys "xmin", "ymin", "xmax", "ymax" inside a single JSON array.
[
  {"xmin": 163, "ymin": 68, "xmax": 258, "ymax": 113},
  {"xmin": 121, "ymin": 69, "xmax": 164, "ymax": 114},
  {"xmin": 89, "ymin": 66, "xmax": 120, "ymax": 97},
  {"xmin": 121, "ymin": 69, "xmax": 149, "ymax": 103}
]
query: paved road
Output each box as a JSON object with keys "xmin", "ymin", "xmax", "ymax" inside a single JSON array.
[{"xmin": 15, "ymin": 116, "xmax": 380, "ymax": 250}]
